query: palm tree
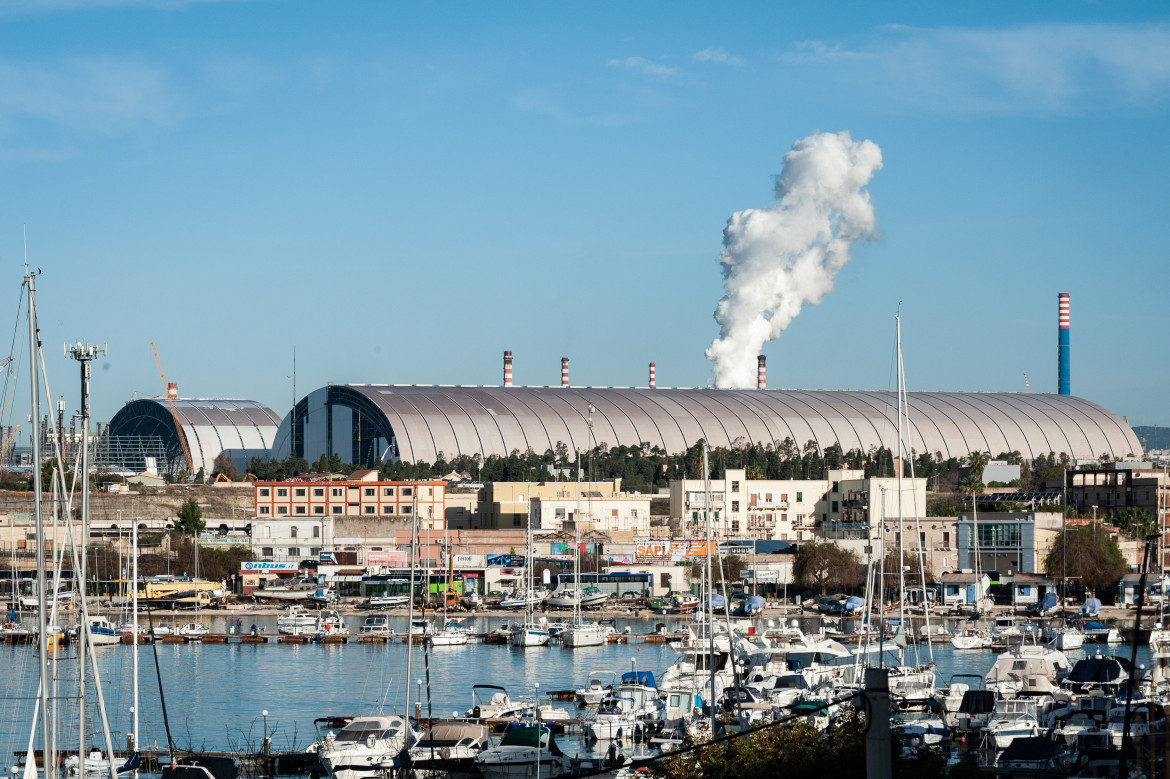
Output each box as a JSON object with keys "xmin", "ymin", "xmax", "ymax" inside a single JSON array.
[{"xmin": 966, "ymin": 450, "xmax": 990, "ymax": 482}]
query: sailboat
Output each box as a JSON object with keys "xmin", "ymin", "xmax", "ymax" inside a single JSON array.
[
  {"xmin": 562, "ymin": 449, "xmax": 606, "ymax": 648},
  {"xmin": 427, "ymin": 534, "xmax": 469, "ymax": 647},
  {"xmin": 882, "ymin": 313, "xmax": 939, "ymax": 705},
  {"xmin": 510, "ymin": 502, "xmax": 549, "ymax": 648}
]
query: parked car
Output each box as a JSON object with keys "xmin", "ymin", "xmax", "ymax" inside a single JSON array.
[{"xmin": 817, "ymin": 593, "xmax": 850, "ymax": 614}]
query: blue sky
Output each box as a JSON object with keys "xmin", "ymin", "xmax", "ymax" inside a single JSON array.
[{"xmin": 1, "ymin": 1, "xmax": 1167, "ymax": 438}]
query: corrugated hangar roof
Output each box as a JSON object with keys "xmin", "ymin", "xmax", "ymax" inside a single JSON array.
[
  {"xmin": 108, "ymin": 398, "xmax": 282, "ymax": 475},
  {"xmin": 271, "ymin": 385, "xmax": 1141, "ymax": 466}
]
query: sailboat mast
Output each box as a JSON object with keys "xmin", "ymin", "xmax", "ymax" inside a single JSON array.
[
  {"xmin": 574, "ymin": 446, "xmax": 582, "ymax": 627},
  {"xmin": 132, "ymin": 519, "xmax": 140, "ymax": 763},
  {"xmin": 703, "ymin": 445, "xmax": 716, "ymax": 735},
  {"xmin": 895, "ymin": 314, "xmax": 906, "ymax": 646},
  {"xmin": 27, "ymin": 274, "xmax": 52, "ymax": 770},
  {"xmin": 404, "ymin": 493, "xmax": 418, "ymax": 719}
]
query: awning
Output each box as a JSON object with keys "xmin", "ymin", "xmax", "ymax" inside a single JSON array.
[{"xmin": 329, "ymin": 575, "xmax": 364, "ymax": 582}]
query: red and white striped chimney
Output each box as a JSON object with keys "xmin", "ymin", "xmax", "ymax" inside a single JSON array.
[
  {"xmin": 503, "ymin": 351, "xmax": 513, "ymax": 387},
  {"xmin": 167, "ymin": 382, "xmax": 178, "ymax": 400},
  {"xmin": 561, "ymin": 357, "xmax": 569, "ymax": 387},
  {"xmin": 648, "ymin": 362, "xmax": 656, "ymax": 389},
  {"xmin": 757, "ymin": 355, "xmax": 766, "ymax": 390}
]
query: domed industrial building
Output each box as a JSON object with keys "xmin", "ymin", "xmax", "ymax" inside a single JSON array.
[
  {"xmin": 106, "ymin": 397, "xmax": 283, "ymax": 475},
  {"xmin": 268, "ymin": 384, "xmax": 1141, "ymax": 468}
]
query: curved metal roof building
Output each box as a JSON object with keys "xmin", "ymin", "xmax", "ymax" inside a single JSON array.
[
  {"xmin": 107, "ymin": 398, "xmax": 282, "ymax": 475},
  {"xmin": 270, "ymin": 385, "xmax": 1141, "ymax": 467}
]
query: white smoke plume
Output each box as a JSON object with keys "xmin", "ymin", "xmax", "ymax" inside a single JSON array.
[{"xmin": 706, "ymin": 131, "xmax": 883, "ymax": 389}]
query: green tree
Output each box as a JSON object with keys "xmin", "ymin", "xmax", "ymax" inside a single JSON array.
[
  {"xmin": 175, "ymin": 497, "xmax": 205, "ymax": 536},
  {"xmin": 793, "ymin": 540, "xmax": 862, "ymax": 595},
  {"xmin": 1044, "ymin": 525, "xmax": 1127, "ymax": 595},
  {"xmin": 212, "ymin": 452, "xmax": 238, "ymax": 481}
]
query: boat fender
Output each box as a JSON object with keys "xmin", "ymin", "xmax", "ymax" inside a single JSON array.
[{"xmin": 473, "ymin": 706, "xmax": 482, "ymax": 719}]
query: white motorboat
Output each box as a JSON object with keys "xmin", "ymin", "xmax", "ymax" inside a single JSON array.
[
  {"xmin": 316, "ymin": 610, "xmax": 350, "ymax": 636},
  {"xmin": 86, "ymin": 616, "xmax": 123, "ymax": 647},
  {"xmin": 358, "ymin": 615, "xmax": 393, "ymax": 637},
  {"xmin": 466, "ymin": 685, "xmax": 530, "ymax": 720},
  {"xmin": 316, "ymin": 714, "xmax": 417, "ymax": 779},
  {"xmin": 278, "ymin": 604, "xmax": 320, "ymax": 635},
  {"xmin": 151, "ymin": 621, "xmax": 174, "ymax": 636},
  {"xmin": 985, "ymin": 645, "xmax": 1071, "ymax": 698},
  {"xmin": 253, "ymin": 577, "xmax": 318, "ymax": 601},
  {"xmin": 367, "ymin": 595, "xmax": 410, "ymax": 609},
  {"xmin": 1083, "ymin": 621, "xmax": 1123, "ymax": 644},
  {"xmin": 178, "ymin": 622, "xmax": 209, "ymax": 637},
  {"xmin": 575, "ymin": 672, "xmax": 616, "ymax": 706},
  {"xmin": 984, "ymin": 698, "xmax": 1041, "ymax": 752},
  {"xmin": 476, "ymin": 724, "xmax": 570, "ymax": 779}
]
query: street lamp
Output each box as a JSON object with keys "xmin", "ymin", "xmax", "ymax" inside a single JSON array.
[{"xmin": 261, "ymin": 710, "xmax": 269, "ymax": 754}]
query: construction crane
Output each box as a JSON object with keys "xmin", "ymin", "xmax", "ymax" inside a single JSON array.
[{"xmin": 150, "ymin": 342, "xmax": 195, "ymax": 477}]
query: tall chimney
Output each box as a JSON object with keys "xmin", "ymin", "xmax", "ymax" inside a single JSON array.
[
  {"xmin": 503, "ymin": 351, "xmax": 513, "ymax": 387},
  {"xmin": 757, "ymin": 355, "xmax": 766, "ymax": 390},
  {"xmin": 1058, "ymin": 293, "xmax": 1070, "ymax": 395},
  {"xmin": 167, "ymin": 382, "xmax": 178, "ymax": 400},
  {"xmin": 649, "ymin": 362, "xmax": 656, "ymax": 389},
  {"xmin": 561, "ymin": 357, "xmax": 569, "ymax": 388}
]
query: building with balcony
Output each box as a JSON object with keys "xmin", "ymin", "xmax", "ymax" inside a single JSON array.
[
  {"xmin": 252, "ymin": 471, "xmax": 446, "ymax": 529},
  {"xmin": 669, "ymin": 469, "xmax": 828, "ymax": 542}
]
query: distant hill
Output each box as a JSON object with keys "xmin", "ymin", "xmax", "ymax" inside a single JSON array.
[{"xmin": 1133, "ymin": 426, "xmax": 1170, "ymax": 451}]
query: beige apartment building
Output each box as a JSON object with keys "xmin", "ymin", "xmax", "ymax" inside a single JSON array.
[
  {"xmin": 475, "ymin": 479, "xmax": 637, "ymax": 530},
  {"xmin": 253, "ymin": 470, "xmax": 446, "ymax": 530}
]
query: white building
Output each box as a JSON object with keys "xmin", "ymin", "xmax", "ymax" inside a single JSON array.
[
  {"xmin": 531, "ymin": 494, "xmax": 651, "ymax": 535},
  {"xmin": 668, "ymin": 467, "xmax": 928, "ymax": 546}
]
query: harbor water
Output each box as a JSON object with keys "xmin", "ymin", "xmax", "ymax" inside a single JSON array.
[{"xmin": 0, "ymin": 612, "xmax": 1149, "ymax": 771}]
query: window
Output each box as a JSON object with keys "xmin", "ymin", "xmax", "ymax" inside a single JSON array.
[
  {"xmin": 384, "ymin": 487, "xmax": 394, "ymax": 496},
  {"xmin": 831, "ymin": 501, "xmax": 839, "ymax": 512},
  {"xmin": 612, "ymin": 509, "xmax": 618, "ymax": 517},
  {"xmin": 290, "ymin": 526, "xmax": 298, "ymax": 538},
  {"xmin": 332, "ymin": 506, "xmax": 342, "ymax": 514},
  {"xmin": 295, "ymin": 506, "xmax": 306, "ymax": 514},
  {"xmin": 277, "ymin": 488, "xmax": 288, "ymax": 497},
  {"xmin": 260, "ymin": 506, "xmax": 270, "ymax": 515},
  {"xmin": 262, "ymin": 547, "xmax": 273, "ymax": 557},
  {"xmin": 1019, "ymin": 585, "xmax": 1031, "ymax": 596},
  {"xmin": 310, "ymin": 547, "xmax": 320, "ymax": 556},
  {"xmin": 555, "ymin": 508, "xmax": 566, "ymax": 518},
  {"xmin": 312, "ymin": 526, "xmax": 319, "ymax": 538},
  {"xmin": 631, "ymin": 509, "xmax": 638, "ymax": 517},
  {"xmin": 313, "ymin": 506, "xmax": 324, "ymax": 515},
  {"xmin": 331, "ymin": 488, "xmax": 343, "ymax": 497},
  {"xmin": 384, "ymin": 506, "xmax": 394, "ymax": 514},
  {"xmin": 403, "ymin": 505, "xmax": 412, "ymax": 514},
  {"xmin": 731, "ymin": 521, "xmax": 740, "ymax": 532},
  {"xmin": 365, "ymin": 506, "xmax": 376, "ymax": 514},
  {"xmin": 831, "ymin": 481, "xmax": 839, "ymax": 493},
  {"xmin": 796, "ymin": 492, "xmax": 803, "ymax": 502},
  {"xmin": 365, "ymin": 488, "xmax": 375, "ymax": 497},
  {"xmin": 313, "ymin": 488, "xmax": 324, "ymax": 497},
  {"xmin": 919, "ymin": 532, "xmax": 926, "ymax": 549},
  {"xmin": 943, "ymin": 531, "xmax": 951, "ymax": 548},
  {"xmin": 277, "ymin": 506, "xmax": 288, "ymax": 515},
  {"xmin": 259, "ymin": 488, "xmax": 270, "ymax": 497},
  {"xmin": 513, "ymin": 515, "xmax": 522, "ymax": 527},
  {"xmin": 731, "ymin": 480, "xmax": 740, "ymax": 492},
  {"xmin": 731, "ymin": 501, "xmax": 740, "ymax": 512},
  {"xmin": 288, "ymin": 547, "xmax": 300, "ymax": 557},
  {"xmin": 295, "ymin": 488, "xmax": 306, "ymax": 497},
  {"xmin": 402, "ymin": 487, "xmax": 413, "ymax": 496}
]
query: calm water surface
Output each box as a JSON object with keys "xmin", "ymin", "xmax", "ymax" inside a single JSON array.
[{"xmin": 0, "ymin": 613, "xmax": 1144, "ymax": 764}]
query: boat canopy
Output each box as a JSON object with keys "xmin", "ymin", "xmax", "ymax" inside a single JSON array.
[
  {"xmin": 498, "ymin": 725, "xmax": 563, "ymax": 756},
  {"xmin": 1067, "ymin": 658, "xmax": 1125, "ymax": 685},
  {"xmin": 957, "ymin": 690, "xmax": 997, "ymax": 715},
  {"xmin": 1038, "ymin": 592, "xmax": 1059, "ymax": 612},
  {"xmin": 998, "ymin": 736, "xmax": 1060, "ymax": 764},
  {"xmin": 1080, "ymin": 597, "xmax": 1102, "ymax": 616},
  {"xmin": 621, "ymin": 671, "xmax": 656, "ymax": 688}
]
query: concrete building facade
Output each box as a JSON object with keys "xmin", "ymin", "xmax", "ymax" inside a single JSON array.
[{"xmin": 253, "ymin": 472, "xmax": 446, "ymax": 530}]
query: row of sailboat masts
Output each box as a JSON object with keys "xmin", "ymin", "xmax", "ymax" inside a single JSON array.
[{"xmin": 25, "ymin": 273, "xmax": 125, "ymax": 779}]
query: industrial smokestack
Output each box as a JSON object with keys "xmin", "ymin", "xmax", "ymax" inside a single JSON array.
[
  {"xmin": 503, "ymin": 351, "xmax": 513, "ymax": 387},
  {"xmin": 649, "ymin": 362, "xmax": 656, "ymax": 389},
  {"xmin": 561, "ymin": 357, "xmax": 569, "ymax": 388},
  {"xmin": 1058, "ymin": 293, "xmax": 1070, "ymax": 395},
  {"xmin": 757, "ymin": 355, "xmax": 766, "ymax": 390},
  {"xmin": 167, "ymin": 382, "xmax": 178, "ymax": 400}
]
